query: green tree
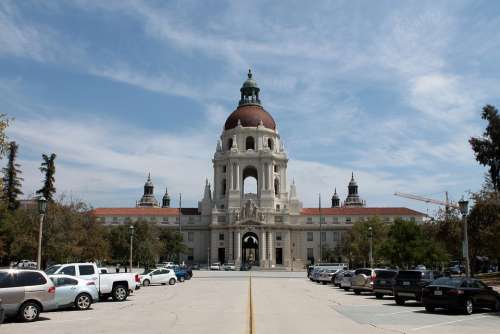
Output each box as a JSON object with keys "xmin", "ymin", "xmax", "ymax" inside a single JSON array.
[
  {"xmin": 348, "ymin": 217, "xmax": 388, "ymax": 267},
  {"xmin": 2, "ymin": 141, "xmax": 23, "ymax": 211},
  {"xmin": 106, "ymin": 225, "xmax": 130, "ymax": 265},
  {"xmin": 0, "ymin": 114, "xmax": 10, "ymax": 159},
  {"xmin": 469, "ymin": 105, "xmax": 500, "ymax": 192},
  {"xmin": 37, "ymin": 153, "xmax": 56, "ymax": 201},
  {"xmin": 133, "ymin": 220, "xmax": 161, "ymax": 269},
  {"xmin": 159, "ymin": 229, "xmax": 186, "ymax": 263}
]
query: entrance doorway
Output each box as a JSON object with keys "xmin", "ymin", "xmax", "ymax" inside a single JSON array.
[
  {"xmin": 242, "ymin": 232, "xmax": 259, "ymax": 266},
  {"xmin": 276, "ymin": 248, "xmax": 283, "ymax": 265},
  {"xmin": 218, "ymin": 248, "xmax": 225, "ymax": 264}
]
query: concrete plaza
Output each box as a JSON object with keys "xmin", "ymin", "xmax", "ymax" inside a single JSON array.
[{"xmin": 1, "ymin": 271, "xmax": 499, "ymax": 334}]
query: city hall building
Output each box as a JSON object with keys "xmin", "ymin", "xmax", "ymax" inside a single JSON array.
[{"xmin": 93, "ymin": 71, "xmax": 424, "ymax": 270}]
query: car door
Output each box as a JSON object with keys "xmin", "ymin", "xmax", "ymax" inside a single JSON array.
[
  {"xmin": 150, "ymin": 269, "xmax": 161, "ymax": 284},
  {"xmin": 0, "ymin": 272, "xmax": 24, "ymax": 315},
  {"xmin": 78, "ymin": 265, "xmax": 98, "ymax": 283},
  {"xmin": 54, "ymin": 277, "xmax": 78, "ymax": 307},
  {"xmin": 59, "ymin": 265, "xmax": 76, "ymax": 276},
  {"xmin": 472, "ymin": 280, "xmax": 494, "ymax": 308}
]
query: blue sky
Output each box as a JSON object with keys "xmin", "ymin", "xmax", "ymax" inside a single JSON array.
[{"xmin": 1, "ymin": 0, "xmax": 499, "ymax": 214}]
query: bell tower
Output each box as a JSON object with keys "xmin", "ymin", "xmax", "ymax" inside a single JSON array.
[{"xmin": 213, "ymin": 70, "xmax": 289, "ymax": 222}]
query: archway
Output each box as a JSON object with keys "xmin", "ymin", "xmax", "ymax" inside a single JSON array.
[
  {"xmin": 242, "ymin": 231, "xmax": 259, "ymax": 266},
  {"xmin": 242, "ymin": 166, "xmax": 258, "ymax": 196}
]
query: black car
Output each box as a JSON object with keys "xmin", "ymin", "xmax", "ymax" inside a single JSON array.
[
  {"xmin": 0, "ymin": 298, "xmax": 4, "ymax": 324},
  {"xmin": 373, "ymin": 269, "xmax": 398, "ymax": 299},
  {"xmin": 422, "ymin": 277, "xmax": 500, "ymax": 314},
  {"xmin": 393, "ymin": 270, "xmax": 441, "ymax": 305}
]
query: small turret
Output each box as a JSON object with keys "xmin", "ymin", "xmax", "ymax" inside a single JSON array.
[
  {"xmin": 162, "ymin": 186, "xmax": 171, "ymax": 208},
  {"xmin": 343, "ymin": 172, "xmax": 365, "ymax": 207},
  {"xmin": 137, "ymin": 173, "xmax": 159, "ymax": 207},
  {"xmin": 331, "ymin": 188, "xmax": 340, "ymax": 208}
]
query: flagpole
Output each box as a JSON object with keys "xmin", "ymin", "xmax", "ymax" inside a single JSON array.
[
  {"xmin": 178, "ymin": 193, "xmax": 182, "ymax": 264},
  {"xmin": 319, "ymin": 193, "xmax": 322, "ymax": 263}
]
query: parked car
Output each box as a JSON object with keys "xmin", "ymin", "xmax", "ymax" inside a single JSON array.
[
  {"xmin": 351, "ymin": 268, "xmax": 378, "ymax": 294},
  {"xmin": 45, "ymin": 262, "xmax": 139, "ymax": 302},
  {"xmin": 240, "ymin": 263, "xmax": 251, "ymax": 271},
  {"xmin": 210, "ymin": 262, "xmax": 222, "ymax": 271},
  {"xmin": 422, "ymin": 277, "xmax": 500, "ymax": 314},
  {"xmin": 333, "ymin": 270, "xmax": 348, "ymax": 287},
  {"xmin": 0, "ymin": 269, "xmax": 57, "ymax": 322},
  {"xmin": 340, "ymin": 270, "xmax": 355, "ymax": 291},
  {"xmin": 0, "ymin": 298, "xmax": 4, "ymax": 324},
  {"xmin": 140, "ymin": 268, "xmax": 177, "ymax": 286},
  {"xmin": 16, "ymin": 260, "xmax": 37, "ymax": 269},
  {"xmin": 373, "ymin": 269, "xmax": 398, "ymax": 299},
  {"xmin": 393, "ymin": 270, "xmax": 441, "ymax": 305},
  {"xmin": 173, "ymin": 267, "xmax": 190, "ymax": 282},
  {"xmin": 223, "ymin": 262, "xmax": 236, "ymax": 271},
  {"xmin": 307, "ymin": 265, "xmax": 314, "ymax": 278},
  {"xmin": 158, "ymin": 262, "xmax": 175, "ymax": 268},
  {"xmin": 191, "ymin": 263, "xmax": 200, "ymax": 270},
  {"xmin": 49, "ymin": 275, "xmax": 98, "ymax": 310},
  {"xmin": 312, "ymin": 268, "xmax": 326, "ymax": 283},
  {"xmin": 318, "ymin": 269, "xmax": 340, "ymax": 285}
]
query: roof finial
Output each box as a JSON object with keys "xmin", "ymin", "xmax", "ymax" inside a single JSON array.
[
  {"xmin": 248, "ymin": 68, "xmax": 252, "ymax": 79},
  {"xmin": 334, "ymin": 187, "xmax": 337, "ymax": 195},
  {"xmin": 148, "ymin": 172, "xmax": 151, "ymax": 181},
  {"xmin": 351, "ymin": 172, "xmax": 354, "ymax": 180}
]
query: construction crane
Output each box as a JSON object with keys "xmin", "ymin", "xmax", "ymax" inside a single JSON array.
[{"xmin": 394, "ymin": 192, "xmax": 459, "ymax": 218}]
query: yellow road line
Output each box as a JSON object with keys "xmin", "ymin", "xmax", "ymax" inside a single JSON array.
[{"xmin": 248, "ymin": 273, "xmax": 255, "ymax": 334}]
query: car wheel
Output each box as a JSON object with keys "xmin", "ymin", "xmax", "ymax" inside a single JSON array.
[
  {"xmin": 18, "ymin": 301, "xmax": 41, "ymax": 322},
  {"xmin": 354, "ymin": 290, "xmax": 361, "ymax": 295},
  {"xmin": 322, "ymin": 281, "xmax": 327, "ymax": 285},
  {"xmin": 425, "ymin": 305, "xmax": 435, "ymax": 313},
  {"xmin": 343, "ymin": 287, "xmax": 349, "ymax": 291},
  {"xmin": 75, "ymin": 293, "xmax": 92, "ymax": 310},
  {"xmin": 375, "ymin": 293, "xmax": 384, "ymax": 299},
  {"xmin": 464, "ymin": 298, "xmax": 474, "ymax": 315},
  {"xmin": 493, "ymin": 299, "xmax": 500, "ymax": 313},
  {"xmin": 112, "ymin": 285, "xmax": 128, "ymax": 302},
  {"xmin": 395, "ymin": 296, "xmax": 405, "ymax": 305},
  {"xmin": 143, "ymin": 279, "xmax": 150, "ymax": 287},
  {"xmin": 179, "ymin": 276, "xmax": 185, "ymax": 282},
  {"xmin": 169, "ymin": 278, "xmax": 176, "ymax": 285},
  {"xmin": 186, "ymin": 274, "xmax": 192, "ymax": 280}
]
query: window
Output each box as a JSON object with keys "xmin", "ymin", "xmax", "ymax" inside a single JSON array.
[
  {"xmin": 276, "ymin": 232, "xmax": 282, "ymax": 241},
  {"xmin": 307, "ymin": 248, "xmax": 314, "ymax": 261},
  {"xmin": 112, "ymin": 216, "xmax": 118, "ymax": 224},
  {"xmin": 333, "ymin": 231, "xmax": 340, "ymax": 241},
  {"xmin": 54, "ymin": 277, "xmax": 78, "ymax": 286},
  {"xmin": 222, "ymin": 179, "xmax": 226, "ymax": 196},
  {"xmin": 274, "ymin": 164, "xmax": 278, "ymax": 173},
  {"xmin": 320, "ymin": 217, "xmax": 325, "ymax": 223},
  {"xmin": 321, "ymin": 231, "xmax": 326, "ymax": 242},
  {"xmin": 332, "ymin": 217, "xmax": 339, "ymax": 223},
  {"xmin": 307, "ymin": 232, "xmax": 313, "ymax": 241},
  {"xmin": 188, "ymin": 216, "xmax": 194, "ymax": 224},
  {"xmin": 410, "ymin": 217, "xmax": 416, "ymax": 223},
  {"xmin": 78, "ymin": 265, "xmax": 95, "ymax": 275},
  {"xmin": 0, "ymin": 272, "xmax": 15, "ymax": 288},
  {"xmin": 187, "ymin": 248, "xmax": 194, "ymax": 261},
  {"xmin": 307, "ymin": 217, "xmax": 313, "ymax": 224},
  {"xmin": 345, "ymin": 217, "xmax": 352, "ymax": 223},
  {"xmin": 222, "ymin": 165, "xmax": 226, "ymax": 173},
  {"xmin": 60, "ymin": 265, "xmax": 76, "ymax": 276},
  {"xmin": 276, "ymin": 204, "xmax": 280, "ymax": 211},
  {"xmin": 188, "ymin": 232, "xmax": 194, "ymax": 242},
  {"xmin": 384, "ymin": 217, "xmax": 390, "ymax": 223},
  {"xmin": 150, "ymin": 216, "xmax": 156, "ymax": 222},
  {"xmin": 219, "ymin": 233, "xmax": 225, "ymax": 241},
  {"xmin": 268, "ymin": 138, "xmax": 274, "ymax": 150},
  {"xmin": 246, "ymin": 136, "xmax": 255, "ymax": 150},
  {"xmin": 274, "ymin": 178, "xmax": 279, "ymax": 196},
  {"xmin": 17, "ymin": 272, "xmax": 47, "ymax": 286},
  {"xmin": 227, "ymin": 138, "xmax": 233, "ymax": 150}
]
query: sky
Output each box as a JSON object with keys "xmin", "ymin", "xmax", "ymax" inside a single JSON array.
[{"xmin": 1, "ymin": 0, "xmax": 500, "ymax": 215}]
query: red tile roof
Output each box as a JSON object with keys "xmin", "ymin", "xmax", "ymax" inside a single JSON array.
[
  {"xmin": 300, "ymin": 207, "xmax": 425, "ymax": 216},
  {"xmin": 92, "ymin": 207, "xmax": 199, "ymax": 216}
]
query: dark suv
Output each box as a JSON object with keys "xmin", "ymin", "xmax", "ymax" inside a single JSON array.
[
  {"xmin": 373, "ymin": 269, "xmax": 398, "ymax": 299},
  {"xmin": 393, "ymin": 270, "xmax": 441, "ymax": 305}
]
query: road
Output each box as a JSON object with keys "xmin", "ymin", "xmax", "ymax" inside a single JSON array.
[{"xmin": 1, "ymin": 271, "xmax": 499, "ymax": 334}]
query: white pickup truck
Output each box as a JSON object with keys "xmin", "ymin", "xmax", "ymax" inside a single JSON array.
[{"xmin": 45, "ymin": 262, "xmax": 139, "ymax": 301}]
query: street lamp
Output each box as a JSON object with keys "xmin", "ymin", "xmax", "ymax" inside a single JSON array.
[
  {"xmin": 129, "ymin": 225, "xmax": 135, "ymax": 273},
  {"xmin": 36, "ymin": 196, "xmax": 47, "ymax": 270},
  {"xmin": 458, "ymin": 198, "xmax": 470, "ymax": 278},
  {"xmin": 368, "ymin": 226, "xmax": 373, "ymax": 268}
]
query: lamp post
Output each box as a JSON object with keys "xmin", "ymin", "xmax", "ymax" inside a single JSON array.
[
  {"xmin": 36, "ymin": 196, "xmax": 47, "ymax": 270},
  {"xmin": 129, "ymin": 225, "xmax": 135, "ymax": 273},
  {"xmin": 368, "ymin": 226, "xmax": 373, "ymax": 268},
  {"xmin": 458, "ymin": 198, "xmax": 470, "ymax": 278}
]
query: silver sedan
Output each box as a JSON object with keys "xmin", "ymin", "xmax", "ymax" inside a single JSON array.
[{"xmin": 49, "ymin": 275, "xmax": 99, "ymax": 310}]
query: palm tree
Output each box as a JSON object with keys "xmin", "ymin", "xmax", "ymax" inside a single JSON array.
[{"xmin": 37, "ymin": 153, "xmax": 56, "ymax": 201}]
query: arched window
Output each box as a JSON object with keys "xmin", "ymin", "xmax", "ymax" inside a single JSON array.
[
  {"xmin": 274, "ymin": 178, "xmax": 280, "ymax": 196},
  {"xmin": 246, "ymin": 136, "xmax": 255, "ymax": 150},
  {"xmin": 268, "ymin": 138, "xmax": 273, "ymax": 150},
  {"xmin": 227, "ymin": 138, "xmax": 233, "ymax": 150},
  {"xmin": 222, "ymin": 179, "xmax": 226, "ymax": 196},
  {"xmin": 243, "ymin": 166, "xmax": 258, "ymax": 195}
]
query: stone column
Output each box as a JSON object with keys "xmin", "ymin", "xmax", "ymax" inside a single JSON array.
[
  {"xmin": 260, "ymin": 229, "xmax": 266, "ymax": 267},
  {"xmin": 236, "ymin": 230, "xmax": 241, "ymax": 265},
  {"xmin": 228, "ymin": 229, "xmax": 233, "ymax": 261},
  {"xmin": 268, "ymin": 230, "xmax": 273, "ymax": 265},
  {"xmin": 286, "ymin": 230, "xmax": 292, "ymax": 268}
]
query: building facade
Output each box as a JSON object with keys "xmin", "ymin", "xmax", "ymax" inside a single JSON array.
[{"xmin": 93, "ymin": 71, "xmax": 425, "ymax": 270}]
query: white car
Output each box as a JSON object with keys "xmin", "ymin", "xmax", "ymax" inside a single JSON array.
[
  {"xmin": 140, "ymin": 268, "xmax": 177, "ymax": 286},
  {"xmin": 210, "ymin": 262, "xmax": 221, "ymax": 270},
  {"xmin": 223, "ymin": 263, "xmax": 236, "ymax": 271},
  {"xmin": 45, "ymin": 262, "xmax": 139, "ymax": 302},
  {"xmin": 16, "ymin": 260, "xmax": 37, "ymax": 269},
  {"xmin": 49, "ymin": 274, "xmax": 99, "ymax": 310}
]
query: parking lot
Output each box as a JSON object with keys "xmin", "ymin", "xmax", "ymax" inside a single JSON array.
[{"xmin": 1, "ymin": 271, "xmax": 499, "ymax": 334}]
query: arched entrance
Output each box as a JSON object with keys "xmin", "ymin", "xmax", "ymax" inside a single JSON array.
[
  {"xmin": 242, "ymin": 232, "xmax": 259, "ymax": 266},
  {"xmin": 242, "ymin": 166, "xmax": 258, "ymax": 197}
]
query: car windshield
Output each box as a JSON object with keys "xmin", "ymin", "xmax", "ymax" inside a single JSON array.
[
  {"xmin": 45, "ymin": 265, "xmax": 62, "ymax": 275},
  {"xmin": 142, "ymin": 269, "xmax": 154, "ymax": 275},
  {"xmin": 430, "ymin": 277, "xmax": 463, "ymax": 287}
]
